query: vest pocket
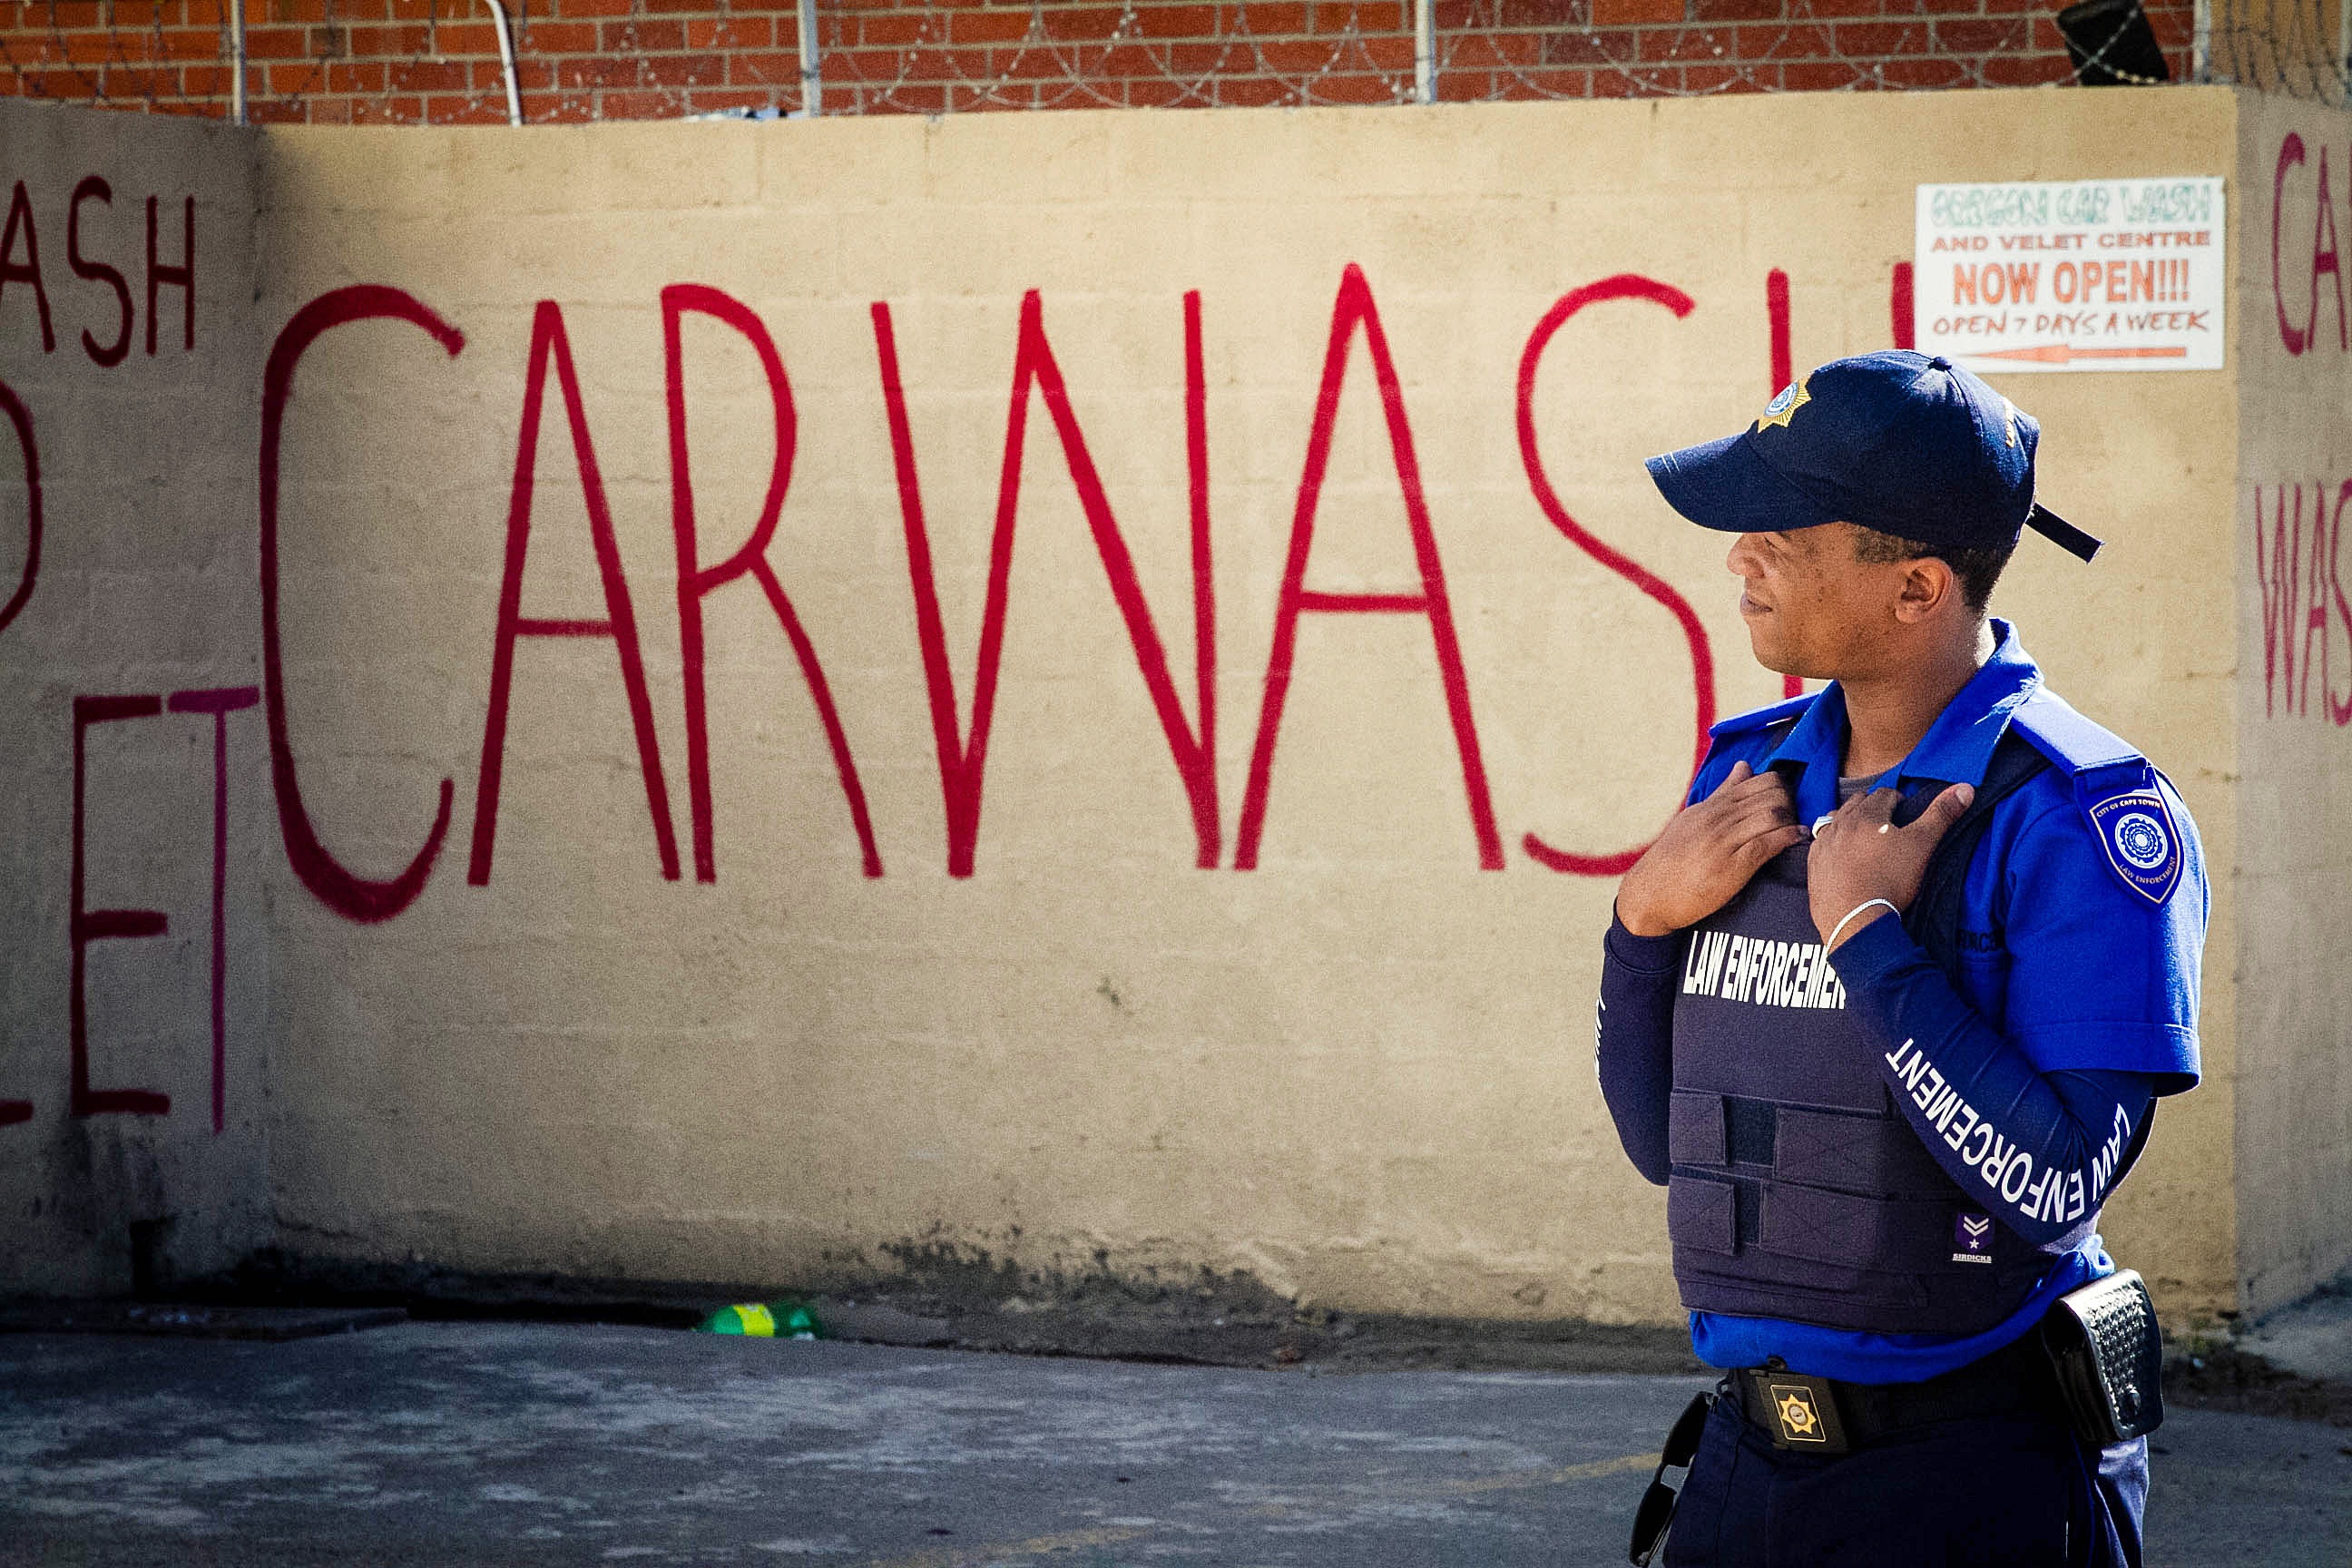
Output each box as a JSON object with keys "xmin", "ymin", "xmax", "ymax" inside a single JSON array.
[
  {"xmin": 1775, "ymin": 1106, "xmax": 1941, "ymax": 1191},
  {"xmin": 1760, "ymin": 1183, "xmax": 1974, "ymax": 1271},
  {"xmin": 1668, "ymin": 1175, "xmax": 1739, "ymax": 1255},
  {"xmin": 1668, "ymin": 1091, "xmax": 1729, "ymax": 1164}
]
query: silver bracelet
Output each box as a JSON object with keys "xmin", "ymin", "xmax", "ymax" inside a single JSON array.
[{"xmin": 1825, "ymin": 897, "xmax": 1898, "ymax": 951}]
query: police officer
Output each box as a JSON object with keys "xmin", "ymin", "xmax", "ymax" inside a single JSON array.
[{"xmin": 1596, "ymin": 350, "xmax": 2205, "ymax": 1566}]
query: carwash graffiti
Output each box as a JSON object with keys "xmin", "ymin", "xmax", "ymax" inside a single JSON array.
[
  {"xmin": 2269, "ymin": 129, "xmax": 2352, "ymax": 357},
  {"xmin": 0, "ymin": 240, "xmax": 1916, "ymax": 1129},
  {"xmin": 2253, "ymin": 126, "xmax": 2352, "ymax": 725}
]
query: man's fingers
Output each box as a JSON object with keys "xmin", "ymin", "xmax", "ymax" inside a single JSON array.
[
  {"xmin": 1738, "ymin": 821, "xmax": 1809, "ymax": 867},
  {"xmin": 1698, "ymin": 763, "xmax": 1788, "ymax": 820},
  {"xmin": 1705, "ymin": 791, "xmax": 1797, "ymax": 844},
  {"xmin": 1821, "ymin": 787, "xmax": 1872, "ymax": 828},
  {"xmin": 1719, "ymin": 771, "xmax": 1793, "ymax": 810},
  {"xmin": 1723, "ymin": 798, "xmax": 1798, "ymax": 836},
  {"xmin": 1907, "ymin": 781, "xmax": 1975, "ymax": 840},
  {"xmin": 1710, "ymin": 764, "xmax": 1789, "ymax": 806}
]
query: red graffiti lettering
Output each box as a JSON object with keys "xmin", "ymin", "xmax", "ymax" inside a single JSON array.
[
  {"xmin": 1766, "ymin": 267, "xmax": 1802, "ymax": 701},
  {"xmin": 0, "ymin": 181, "xmax": 54, "ymax": 354},
  {"xmin": 0, "ymin": 376, "xmax": 39, "ymax": 639},
  {"xmin": 2275, "ymin": 133, "xmax": 2309, "ymax": 357},
  {"xmin": 2307, "ymin": 488, "xmax": 2331, "ymax": 716},
  {"xmin": 2254, "ymin": 477, "xmax": 2352, "ymax": 726},
  {"xmin": 145, "ymin": 194, "xmax": 191, "ymax": 356},
  {"xmin": 2324, "ymin": 481, "xmax": 2352, "ymax": 728},
  {"xmin": 167, "ymin": 685, "xmax": 259, "ymax": 1134},
  {"xmin": 1181, "ymin": 289, "xmax": 1218, "ymax": 866},
  {"xmin": 1767, "ymin": 267, "xmax": 1793, "ymax": 394},
  {"xmin": 1515, "ymin": 275, "xmax": 1714, "ymax": 877},
  {"xmin": 260, "ymin": 285, "xmax": 461, "ymax": 923},
  {"xmin": 71, "ymin": 694, "xmax": 171, "ymax": 1118},
  {"xmin": 2317, "ymin": 148, "xmax": 2348, "ymax": 354},
  {"xmin": 2257, "ymin": 483, "xmax": 2314, "ymax": 717},
  {"xmin": 2305, "ymin": 495, "xmax": 2323, "ymax": 719},
  {"xmin": 2331, "ymin": 482, "xmax": 2352, "ymax": 727},
  {"xmin": 471, "ymin": 300, "xmax": 681, "ymax": 885},
  {"xmin": 68, "ymin": 176, "xmax": 131, "ymax": 369},
  {"xmin": 1234, "ymin": 264, "xmax": 1501, "ymax": 871},
  {"xmin": 666, "ymin": 284, "xmax": 882, "ymax": 881},
  {"xmin": 872, "ymin": 289, "xmax": 1219, "ymax": 877}
]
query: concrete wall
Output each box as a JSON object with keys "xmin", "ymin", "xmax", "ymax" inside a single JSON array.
[
  {"xmin": 2233, "ymin": 92, "xmax": 2352, "ymax": 1317},
  {"xmin": 3, "ymin": 87, "xmax": 2255, "ymax": 1322},
  {"xmin": 0, "ymin": 100, "xmax": 269, "ymax": 1294}
]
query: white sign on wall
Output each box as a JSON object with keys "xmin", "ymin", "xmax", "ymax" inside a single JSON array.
[{"xmin": 1914, "ymin": 178, "xmax": 2225, "ymax": 373}]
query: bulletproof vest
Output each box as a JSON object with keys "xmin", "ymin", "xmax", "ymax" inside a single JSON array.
[{"xmin": 1665, "ymin": 732, "xmax": 2067, "ymax": 1337}]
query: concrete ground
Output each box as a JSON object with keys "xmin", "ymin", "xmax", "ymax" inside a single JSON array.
[
  {"xmin": 2239, "ymin": 1279, "xmax": 2352, "ymax": 1385},
  {"xmin": 0, "ymin": 1322, "xmax": 2346, "ymax": 1568}
]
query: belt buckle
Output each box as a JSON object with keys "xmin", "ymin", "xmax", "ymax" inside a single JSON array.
[{"xmin": 1746, "ymin": 1369, "xmax": 1851, "ymax": 1454}]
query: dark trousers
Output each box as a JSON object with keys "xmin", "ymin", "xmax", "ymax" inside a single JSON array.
[{"xmin": 1663, "ymin": 1384, "xmax": 2148, "ymax": 1568}]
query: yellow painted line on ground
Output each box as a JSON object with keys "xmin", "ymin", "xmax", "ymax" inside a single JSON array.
[
  {"xmin": 1424, "ymin": 1448, "xmax": 1656, "ymax": 1497},
  {"xmin": 860, "ymin": 1524, "xmax": 1149, "ymax": 1568}
]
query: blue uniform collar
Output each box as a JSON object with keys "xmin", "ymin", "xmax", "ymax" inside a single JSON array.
[{"xmin": 1766, "ymin": 619, "xmax": 2041, "ymax": 824}]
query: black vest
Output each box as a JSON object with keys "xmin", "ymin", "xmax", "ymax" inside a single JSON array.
[{"xmin": 1665, "ymin": 734, "xmax": 2071, "ymax": 1337}]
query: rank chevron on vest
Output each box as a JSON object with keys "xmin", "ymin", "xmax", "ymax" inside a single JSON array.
[{"xmin": 1681, "ymin": 931, "xmax": 1848, "ymax": 1010}]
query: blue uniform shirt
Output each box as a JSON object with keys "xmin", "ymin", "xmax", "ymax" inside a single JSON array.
[{"xmin": 1681, "ymin": 620, "xmax": 2206, "ymax": 1383}]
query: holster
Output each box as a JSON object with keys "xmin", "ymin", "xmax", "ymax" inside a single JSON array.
[{"xmin": 2038, "ymin": 1268, "xmax": 2164, "ymax": 1445}]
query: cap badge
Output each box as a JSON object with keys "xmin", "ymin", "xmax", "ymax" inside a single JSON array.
[
  {"xmin": 1999, "ymin": 396, "xmax": 2021, "ymax": 448},
  {"xmin": 1755, "ymin": 376, "xmax": 1810, "ymax": 432}
]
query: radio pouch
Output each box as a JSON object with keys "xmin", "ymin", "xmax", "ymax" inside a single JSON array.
[{"xmin": 2039, "ymin": 1268, "xmax": 2164, "ymax": 1445}]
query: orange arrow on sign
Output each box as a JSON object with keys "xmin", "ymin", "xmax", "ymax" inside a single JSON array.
[{"xmin": 1963, "ymin": 343, "xmax": 2190, "ymax": 365}]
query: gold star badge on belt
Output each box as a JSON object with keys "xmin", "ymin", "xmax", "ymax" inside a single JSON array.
[{"xmin": 1769, "ymin": 1384, "xmax": 1828, "ymax": 1443}]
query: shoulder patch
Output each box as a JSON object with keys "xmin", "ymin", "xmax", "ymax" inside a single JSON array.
[
  {"xmin": 1709, "ymin": 691, "xmax": 1818, "ymax": 740},
  {"xmin": 2085, "ymin": 791, "xmax": 2183, "ymax": 906}
]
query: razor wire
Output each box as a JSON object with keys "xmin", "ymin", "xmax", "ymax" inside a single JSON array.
[
  {"xmin": 2202, "ymin": 0, "xmax": 2352, "ymax": 96},
  {"xmin": 0, "ymin": 0, "xmax": 2340, "ymax": 125}
]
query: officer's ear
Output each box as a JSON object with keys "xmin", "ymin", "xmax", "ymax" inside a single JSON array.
[{"xmin": 1890, "ymin": 554, "xmax": 1961, "ymax": 625}]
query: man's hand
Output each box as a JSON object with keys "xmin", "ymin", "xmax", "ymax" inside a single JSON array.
[
  {"xmin": 1806, "ymin": 782, "xmax": 1974, "ymax": 949},
  {"xmin": 1615, "ymin": 761, "xmax": 1808, "ymax": 937}
]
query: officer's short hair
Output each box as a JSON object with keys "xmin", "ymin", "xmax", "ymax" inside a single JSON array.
[{"xmin": 1850, "ymin": 526, "xmax": 2014, "ymax": 614}]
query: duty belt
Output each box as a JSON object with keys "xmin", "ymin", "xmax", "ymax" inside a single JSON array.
[{"xmin": 1730, "ymin": 1336, "xmax": 2060, "ymax": 1455}]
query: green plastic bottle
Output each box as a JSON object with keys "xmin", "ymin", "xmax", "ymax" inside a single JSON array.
[
  {"xmin": 701, "ymin": 1303, "xmax": 777, "ymax": 1337},
  {"xmin": 698, "ymin": 1300, "xmax": 821, "ymax": 1340}
]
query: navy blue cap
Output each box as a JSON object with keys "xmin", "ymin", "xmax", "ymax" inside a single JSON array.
[{"xmin": 1644, "ymin": 350, "xmax": 2101, "ymax": 563}]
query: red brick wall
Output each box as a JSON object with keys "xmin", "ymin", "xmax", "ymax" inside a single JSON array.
[{"xmin": 0, "ymin": 0, "xmax": 2199, "ymax": 124}]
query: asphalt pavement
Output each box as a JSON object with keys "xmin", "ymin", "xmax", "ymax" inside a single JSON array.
[
  {"xmin": 2240, "ymin": 1281, "xmax": 2352, "ymax": 1386},
  {"xmin": 0, "ymin": 1321, "xmax": 2345, "ymax": 1567}
]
